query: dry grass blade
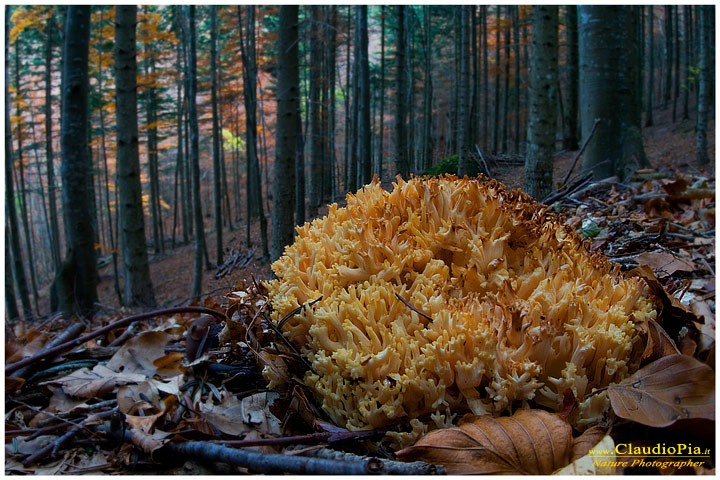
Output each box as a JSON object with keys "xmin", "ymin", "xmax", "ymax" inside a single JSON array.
[
  {"xmin": 395, "ymin": 409, "xmax": 572, "ymax": 475},
  {"xmin": 608, "ymin": 354, "xmax": 715, "ymax": 427}
]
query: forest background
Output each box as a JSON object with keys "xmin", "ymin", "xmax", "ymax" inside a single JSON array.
[{"xmin": 4, "ymin": 5, "xmax": 715, "ymax": 322}]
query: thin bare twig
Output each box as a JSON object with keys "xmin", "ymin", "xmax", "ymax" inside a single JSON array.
[
  {"xmin": 395, "ymin": 293, "xmax": 433, "ymax": 323},
  {"xmin": 13, "ymin": 323, "xmax": 86, "ymax": 379},
  {"xmin": 6, "ymin": 306, "xmax": 226, "ymax": 375},
  {"xmin": 217, "ymin": 426, "xmax": 387, "ymax": 448},
  {"xmin": 561, "ymin": 117, "xmax": 601, "ymax": 187}
]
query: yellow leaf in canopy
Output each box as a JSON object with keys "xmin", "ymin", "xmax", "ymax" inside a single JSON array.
[
  {"xmin": 395, "ymin": 409, "xmax": 573, "ymax": 475},
  {"xmin": 608, "ymin": 354, "xmax": 715, "ymax": 427}
]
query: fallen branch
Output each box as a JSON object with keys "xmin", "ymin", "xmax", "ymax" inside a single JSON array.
[
  {"xmin": 6, "ymin": 306, "xmax": 226, "ymax": 375},
  {"xmin": 217, "ymin": 426, "xmax": 387, "ymax": 448},
  {"xmin": 164, "ymin": 441, "xmax": 443, "ymax": 475},
  {"xmin": 395, "ymin": 293, "xmax": 433, "ymax": 323},
  {"xmin": 13, "ymin": 323, "xmax": 86, "ymax": 379}
]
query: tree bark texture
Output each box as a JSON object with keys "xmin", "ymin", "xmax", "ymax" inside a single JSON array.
[
  {"xmin": 60, "ymin": 5, "xmax": 98, "ymax": 317},
  {"xmin": 457, "ymin": 6, "xmax": 473, "ymax": 177},
  {"xmin": 695, "ymin": 5, "xmax": 712, "ymax": 165},
  {"xmin": 564, "ymin": 6, "xmax": 580, "ymax": 150},
  {"xmin": 271, "ymin": 5, "xmax": 299, "ymax": 262},
  {"xmin": 210, "ymin": 6, "xmax": 223, "ymax": 264},
  {"xmin": 356, "ymin": 6, "xmax": 371, "ymax": 186},
  {"xmin": 524, "ymin": 6, "xmax": 558, "ymax": 199},
  {"xmin": 579, "ymin": 6, "xmax": 649, "ymax": 180},
  {"xmin": 115, "ymin": 5, "xmax": 155, "ymax": 308},
  {"xmin": 395, "ymin": 6, "xmax": 408, "ymax": 178}
]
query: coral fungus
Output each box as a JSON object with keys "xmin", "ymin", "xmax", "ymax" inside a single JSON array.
[{"xmin": 266, "ymin": 176, "xmax": 656, "ymax": 442}]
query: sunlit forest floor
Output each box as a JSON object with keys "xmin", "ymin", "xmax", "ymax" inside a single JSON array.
[{"xmin": 80, "ymin": 106, "xmax": 713, "ymax": 315}]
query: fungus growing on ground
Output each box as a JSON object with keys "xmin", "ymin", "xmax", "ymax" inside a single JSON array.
[{"xmin": 266, "ymin": 176, "xmax": 656, "ymax": 445}]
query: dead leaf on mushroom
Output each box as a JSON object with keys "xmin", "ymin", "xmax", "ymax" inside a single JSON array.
[
  {"xmin": 607, "ymin": 354, "xmax": 715, "ymax": 427},
  {"xmin": 395, "ymin": 409, "xmax": 573, "ymax": 475}
]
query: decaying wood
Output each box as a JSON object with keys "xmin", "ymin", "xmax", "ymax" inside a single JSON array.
[{"xmin": 13, "ymin": 323, "xmax": 86, "ymax": 379}]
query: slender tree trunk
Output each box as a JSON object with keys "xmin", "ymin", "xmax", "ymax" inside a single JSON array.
[
  {"xmin": 45, "ymin": 13, "xmax": 62, "ymax": 269},
  {"xmin": 271, "ymin": 5, "xmax": 299, "ymax": 261},
  {"xmin": 482, "ymin": 6, "xmax": 489, "ymax": 151},
  {"xmin": 664, "ymin": 6, "xmax": 673, "ymax": 109},
  {"xmin": 396, "ymin": 6, "xmax": 408, "ymax": 177},
  {"xmin": 457, "ymin": 7, "xmax": 473, "ymax": 176},
  {"xmin": 142, "ymin": 39, "xmax": 163, "ymax": 254},
  {"xmin": 175, "ymin": 24, "xmax": 189, "ymax": 245},
  {"xmin": 524, "ymin": 5, "xmax": 558, "ymax": 199},
  {"xmin": 646, "ymin": 6, "xmax": 654, "ymax": 126},
  {"xmin": 501, "ymin": 7, "xmax": 510, "ymax": 153},
  {"xmin": 210, "ymin": 6, "xmax": 222, "ymax": 265},
  {"xmin": 682, "ymin": 6, "xmax": 691, "ymax": 120},
  {"xmin": 356, "ymin": 6, "xmax": 371, "ymax": 186},
  {"xmin": 309, "ymin": 6, "xmax": 323, "ymax": 214},
  {"xmin": 115, "ymin": 5, "xmax": 155, "ymax": 308},
  {"xmin": 5, "ymin": 222, "xmax": 20, "ymax": 322},
  {"xmin": 672, "ymin": 6, "xmax": 680, "ymax": 122},
  {"xmin": 343, "ymin": 6, "xmax": 352, "ymax": 191},
  {"xmin": 96, "ymin": 9, "xmax": 122, "ymax": 304},
  {"xmin": 326, "ymin": 6, "xmax": 337, "ymax": 199},
  {"xmin": 14, "ymin": 39, "xmax": 39, "ymax": 313},
  {"xmin": 238, "ymin": 5, "xmax": 268, "ymax": 260},
  {"xmin": 564, "ymin": 6, "xmax": 580, "ymax": 150},
  {"xmin": 422, "ymin": 6, "xmax": 433, "ymax": 172},
  {"xmin": 294, "ymin": 104, "xmax": 305, "ymax": 225},
  {"xmin": 493, "ymin": 6, "xmax": 501, "ymax": 153},
  {"xmin": 405, "ymin": 9, "xmax": 415, "ymax": 172},
  {"xmin": 696, "ymin": 5, "xmax": 711, "ymax": 165},
  {"xmin": 378, "ymin": 6, "xmax": 386, "ymax": 180},
  {"xmin": 181, "ymin": 6, "xmax": 209, "ymax": 296},
  {"xmin": 59, "ymin": 5, "xmax": 98, "ymax": 317}
]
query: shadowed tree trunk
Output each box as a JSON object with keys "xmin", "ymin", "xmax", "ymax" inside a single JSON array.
[
  {"xmin": 524, "ymin": 5, "xmax": 558, "ymax": 199},
  {"xmin": 646, "ymin": 6, "xmax": 654, "ymax": 126},
  {"xmin": 5, "ymin": 223, "xmax": 19, "ymax": 322},
  {"xmin": 395, "ymin": 6, "xmax": 408, "ymax": 178},
  {"xmin": 59, "ymin": 5, "xmax": 98, "ymax": 317},
  {"xmin": 682, "ymin": 6, "xmax": 691, "ymax": 120},
  {"xmin": 422, "ymin": 6, "xmax": 433, "ymax": 172},
  {"xmin": 115, "ymin": 5, "xmax": 155, "ymax": 308},
  {"xmin": 45, "ymin": 12, "xmax": 62, "ymax": 269},
  {"xmin": 579, "ymin": 6, "xmax": 649, "ymax": 180},
  {"xmin": 271, "ymin": 5, "xmax": 299, "ymax": 262},
  {"xmin": 210, "ymin": 6, "xmax": 222, "ymax": 265},
  {"xmin": 564, "ymin": 6, "xmax": 579, "ymax": 150},
  {"xmin": 664, "ymin": 6, "xmax": 673, "ymax": 109},
  {"xmin": 696, "ymin": 5, "xmax": 712, "ymax": 165},
  {"xmin": 378, "ymin": 6, "xmax": 386, "ymax": 180},
  {"xmin": 308, "ymin": 6, "xmax": 323, "ymax": 215},
  {"xmin": 457, "ymin": 6, "xmax": 473, "ymax": 176},
  {"xmin": 356, "ymin": 6, "xmax": 371, "ymax": 186}
]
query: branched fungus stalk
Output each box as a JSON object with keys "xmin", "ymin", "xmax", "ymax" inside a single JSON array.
[{"xmin": 266, "ymin": 176, "xmax": 656, "ymax": 446}]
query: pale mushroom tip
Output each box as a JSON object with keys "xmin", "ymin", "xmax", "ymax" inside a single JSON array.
[{"xmin": 266, "ymin": 175, "xmax": 657, "ymax": 446}]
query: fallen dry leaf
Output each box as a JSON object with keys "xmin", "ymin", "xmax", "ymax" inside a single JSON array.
[
  {"xmin": 106, "ymin": 331, "xmax": 174, "ymax": 377},
  {"xmin": 43, "ymin": 365, "xmax": 147, "ymax": 398},
  {"xmin": 569, "ymin": 425, "xmax": 608, "ymax": 462},
  {"xmin": 395, "ymin": 409, "xmax": 573, "ymax": 475},
  {"xmin": 635, "ymin": 251, "xmax": 696, "ymax": 278},
  {"xmin": 640, "ymin": 319, "xmax": 680, "ymax": 365},
  {"xmin": 608, "ymin": 354, "xmax": 715, "ymax": 427},
  {"xmin": 198, "ymin": 391, "xmax": 281, "ymax": 437},
  {"xmin": 554, "ymin": 434, "xmax": 616, "ymax": 475}
]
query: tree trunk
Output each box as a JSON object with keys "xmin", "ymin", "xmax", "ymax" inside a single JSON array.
[
  {"xmin": 524, "ymin": 5, "xmax": 558, "ymax": 199},
  {"xmin": 210, "ymin": 6, "xmax": 222, "ymax": 265},
  {"xmin": 59, "ymin": 5, "xmax": 98, "ymax": 317},
  {"xmin": 142, "ymin": 38, "xmax": 163, "ymax": 254},
  {"xmin": 14, "ymin": 39, "xmax": 40, "ymax": 313},
  {"xmin": 501, "ymin": 7, "xmax": 510, "ymax": 153},
  {"xmin": 45, "ymin": 11, "xmax": 62, "ymax": 269},
  {"xmin": 343, "ymin": 6, "xmax": 352, "ymax": 191},
  {"xmin": 378, "ymin": 6, "xmax": 385, "ymax": 180},
  {"xmin": 238, "ymin": 6, "xmax": 269, "ymax": 260},
  {"xmin": 115, "ymin": 5, "xmax": 155, "ymax": 308},
  {"xmin": 405, "ymin": 9, "xmax": 415, "ymax": 172},
  {"xmin": 682, "ymin": 6, "xmax": 691, "ymax": 121},
  {"xmin": 672, "ymin": 6, "xmax": 680, "ymax": 122},
  {"xmin": 271, "ymin": 5, "xmax": 299, "ymax": 261},
  {"xmin": 326, "ymin": 6, "xmax": 337, "ymax": 199},
  {"xmin": 564, "ymin": 6, "xmax": 580, "ymax": 150},
  {"xmin": 696, "ymin": 5, "xmax": 711, "ymax": 165},
  {"xmin": 482, "ymin": 6, "xmax": 489, "ymax": 151},
  {"xmin": 356, "ymin": 6, "xmax": 371, "ymax": 186},
  {"xmin": 422, "ymin": 6, "xmax": 433, "ymax": 172},
  {"xmin": 457, "ymin": 6, "xmax": 473, "ymax": 176},
  {"xmin": 309, "ymin": 6, "xmax": 323, "ymax": 214},
  {"xmin": 664, "ymin": 6, "xmax": 673, "ymax": 109},
  {"xmin": 493, "ymin": 6, "xmax": 501, "ymax": 153},
  {"xmin": 5, "ymin": 222, "xmax": 20, "ymax": 322},
  {"xmin": 395, "ymin": 6, "xmax": 408, "ymax": 178},
  {"xmin": 579, "ymin": 6, "xmax": 649, "ymax": 180},
  {"xmin": 175, "ymin": 20, "xmax": 189, "ymax": 245},
  {"xmin": 646, "ymin": 6, "xmax": 654, "ymax": 126}
]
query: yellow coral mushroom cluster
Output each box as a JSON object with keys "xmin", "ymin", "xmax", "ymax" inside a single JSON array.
[{"xmin": 267, "ymin": 175, "xmax": 656, "ymax": 440}]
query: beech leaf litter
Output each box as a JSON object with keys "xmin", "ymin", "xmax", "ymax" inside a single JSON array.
[{"xmin": 5, "ymin": 170, "xmax": 715, "ymax": 475}]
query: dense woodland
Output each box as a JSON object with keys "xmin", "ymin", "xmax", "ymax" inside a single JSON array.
[{"xmin": 4, "ymin": 5, "xmax": 716, "ymax": 321}]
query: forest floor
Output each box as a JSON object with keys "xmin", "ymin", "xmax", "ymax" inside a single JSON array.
[{"xmin": 7, "ymin": 106, "xmax": 715, "ymax": 475}]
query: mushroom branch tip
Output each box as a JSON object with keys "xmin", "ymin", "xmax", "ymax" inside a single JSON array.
[{"xmin": 266, "ymin": 175, "xmax": 657, "ymax": 447}]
